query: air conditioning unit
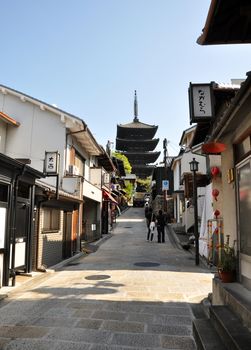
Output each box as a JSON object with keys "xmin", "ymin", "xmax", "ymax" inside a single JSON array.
[{"xmin": 68, "ymin": 164, "xmax": 80, "ymax": 176}]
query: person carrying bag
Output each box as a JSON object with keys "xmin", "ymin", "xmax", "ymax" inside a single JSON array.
[{"xmin": 149, "ymin": 212, "xmax": 156, "ymax": 242}]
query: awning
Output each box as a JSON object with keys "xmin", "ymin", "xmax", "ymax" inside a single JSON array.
[
  {"xmin": 102, "ymin": 190, "xmax": 118, "ymax": 204},
  {"xmin": 0, "ymin": 111, "xmax": 20, "ymax": 126}
]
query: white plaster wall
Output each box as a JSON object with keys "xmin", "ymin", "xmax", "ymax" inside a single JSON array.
[
  {"xmin": 84, "ymin": 159, "xmax": 90, "ymax": 181},
  {"xmin": 83, "ymin": 179, "xmax": 102, "ymax": 202},
  {"xmin": 199, "ymin": 183, "xmax": 213, "ymax": 258},
  {"xmin": 1, "ymin": 93, "xmax": 66, "ymax": 178},
  {"xmin": 181, "ymin": 151, "xmax": 207, "ymax": 175},
  {"xmin": 173, "ymin": 162, "xmax": 180, "ymax": 191},
  {"xmin": 0, "ymin": 120, "xmax": 6, "ymax": 153},
  {"xmin": 0, "ymin": 254, "xmax": 3, "ymax": 288},
  {"xmin": 90, "ymin": 167, "xmax": 102, "ymax": 188},
  {"xmin": 220, "ymin": 138, "xmax": 237, "ymax": 244}
]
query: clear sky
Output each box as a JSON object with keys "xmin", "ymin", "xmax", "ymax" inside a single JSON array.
[{"xmin": 2, "ymin": 1, "xmax": 251, "ymax": 160}]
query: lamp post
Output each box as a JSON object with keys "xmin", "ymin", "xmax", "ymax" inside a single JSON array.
[{"xmin": 189, "ymin": 158, "xmax": 199, "ymax": 265}]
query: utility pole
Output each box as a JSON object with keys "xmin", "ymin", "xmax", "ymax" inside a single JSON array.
[{"xmin": 163, "ymin": 139, "xmax": 169, "ymax": 212}]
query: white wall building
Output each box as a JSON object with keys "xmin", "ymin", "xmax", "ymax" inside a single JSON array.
[{"xmin": 0, "ymin": 84, "xmax": 106, "ymax": 273}]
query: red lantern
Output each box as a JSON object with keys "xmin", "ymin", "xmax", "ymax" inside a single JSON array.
[
  {"xmin": 212, "ymin": 189, "xmax": 219, "ymax": 201},
  {"xmin": 202, "ymin": 142, "xmax": 226, "ymax": 154},
  {"xmin": 214, "ymin": 209, "xmax": 220, "ymax": 218},
  {"xmin": 211, "ymin": 167, "xmax": 220, "ymax": 178}
]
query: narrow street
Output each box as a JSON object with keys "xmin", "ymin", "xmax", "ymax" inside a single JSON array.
[{"xmin": 0, "ymin": 208, "xmax": 213, "ymax": 350}]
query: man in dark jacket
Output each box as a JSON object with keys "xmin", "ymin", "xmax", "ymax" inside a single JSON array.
[{"xmin": 156, "ymin": 210, "xmax": 166, "ymax": 243}]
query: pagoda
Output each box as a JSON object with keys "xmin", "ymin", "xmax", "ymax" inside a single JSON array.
[{"xmin": 116, "ymin": 91, "xmax": 160, "ymax": 178}]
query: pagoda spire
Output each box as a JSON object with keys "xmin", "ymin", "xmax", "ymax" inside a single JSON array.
[{"xmin": 133, "ymin": 90, "xmax": 139, "ymax": 122}]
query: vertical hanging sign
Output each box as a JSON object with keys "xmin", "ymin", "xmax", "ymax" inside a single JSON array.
[
  {"xmin": 44, "ymin": 151, "xmax": 60, "ymax": 199},
  {"xmin": 44, "ymin": 151, "xmax": 59, "ymax": 175},
  {"xmin": 189, "ymin": 82, "xmax": 214, "ymax": 123}
]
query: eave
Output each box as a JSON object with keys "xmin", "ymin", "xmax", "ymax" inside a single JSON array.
[
  {"xmin": 64, "ymin": 115, "xmax": 102, "ymax": 156},
  {"xmin": 0, "ymin": 111, "xmax": 20, "ymax": 127},
  {"xmin": 116, "ymin": 137, "xmax": 159, "ymax": 151},
  {"xmin": 197, "ymin": 0, "xmax": 251, "ymax": 45}
]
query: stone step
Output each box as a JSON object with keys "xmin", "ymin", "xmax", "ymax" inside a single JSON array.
[
  {"xmin": 193, "ymin": 318, "xmax": 227, "ymax": 350},
  {"xmin": 214, "ymin": 280, "xmax": 251, "ymax": 329},
  {"xmin": 210, "ymin": 305, "xmax": 251, "ymax": 350}
]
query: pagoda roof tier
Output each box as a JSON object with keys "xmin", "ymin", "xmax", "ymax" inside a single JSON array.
[
  {"xmin": 132, "ymin": 165, "xmax": 155, "ymax": 178},
  {"xmin": 117, "ymin": 121, "xmax": 158, "ymax": 139},
  {"xmin": 122, "ymin": 151, "xmax": 160, "ymax": 164},
  {"xmin": 116, "ymin": 137, "xmax": 159, "ymax": 152}
]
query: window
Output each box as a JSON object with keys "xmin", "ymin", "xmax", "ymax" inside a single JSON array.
[
  {"xmin": 237, "ymin": 157, "xmax": 251, "ymax": 256},
  {"xmin": 17, "ymin": 181, "xmax": 30, "ymax": 199},
  {"xmin": 0, "ymin": 183, "xmax": 8, "ymax": 203},
  {"xmin": 234, "ymin": 135, "xmax": 251, "ymax": 163},
  {"xmin": 43, "ymin": 208, "xmax": 60, "ymax": 232},
  {"xmin": 74, "ymin": 152, "xmax": 85, "ymax": 176}
]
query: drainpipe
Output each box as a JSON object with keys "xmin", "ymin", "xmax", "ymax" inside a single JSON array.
[
  {"xmin": 10, "ymin": 164, "xmax": 26, "ymax": 286},
  {"xmin": 65, "ymin": 121, "xmax": 87, "ymax": 173}
]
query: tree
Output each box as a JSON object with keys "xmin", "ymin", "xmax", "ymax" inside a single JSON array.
[
  {"xmin": 112, "ymin": 152, "xmax": 133, "ymax": 200},
  {"xmin": 112, "ymin": 152, "xmax": 132, "ymax": 174},
  {"xmin": 136, "ymin": 177, "xmax": 151, "ymax": 193}
]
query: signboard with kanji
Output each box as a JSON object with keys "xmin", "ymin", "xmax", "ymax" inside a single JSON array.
[
  {"xmin": 189, "ymin": 83, "xmax": 214, "ymax": 123},
  {"xmin": 44, "ymin": 151, "xmax": 59, "ymax": 175}
]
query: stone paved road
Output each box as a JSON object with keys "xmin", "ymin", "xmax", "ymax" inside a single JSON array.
[{"xmin": 0, "ymin": 207, "xmax": 213, "ymax": 349}]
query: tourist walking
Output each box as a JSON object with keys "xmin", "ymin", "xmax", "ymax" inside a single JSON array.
[
  {"xmin": 145, "ymin": 207, "xmax": 155, "ymax": 241},
  {"xmin": 156, "ymin": 209, "xmax": 166, "ymax": 243}
]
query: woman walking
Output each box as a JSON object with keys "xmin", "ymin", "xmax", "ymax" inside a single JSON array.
[
  {"xmin": 146, "ymin": 207, "xmax": 155, "ymax": 241},
  {"xmin": 156, "ymin": 210, "xmax": 166, "ymax": 243}
]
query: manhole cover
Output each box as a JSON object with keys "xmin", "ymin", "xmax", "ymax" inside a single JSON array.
[
  {"xmin": 85, "ymin": 274, "xmax": 111, "ymax": 280},
  {"xmin": 134, "ymin": 262, "xmax": 160, "ymax": 267},
  {"xmin": 124, "ymin": 226, "xmax": 132, "ymax": 228}
]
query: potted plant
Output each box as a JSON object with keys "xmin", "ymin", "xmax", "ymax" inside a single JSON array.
[{"xmin": 218, "ymin": 236, "xmax": 237, "ymax": 283}]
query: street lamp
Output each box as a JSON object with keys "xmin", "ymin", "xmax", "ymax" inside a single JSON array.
[{"xmin": 189, "ymin": 158, "xmax": 199, "ymax": 265}]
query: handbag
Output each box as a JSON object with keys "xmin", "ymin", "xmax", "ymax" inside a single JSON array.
[{"xmin": 149, "ymin": 213, "xmax": 155, "ymax": 232}]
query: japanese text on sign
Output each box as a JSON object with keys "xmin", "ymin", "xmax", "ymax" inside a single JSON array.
[
  {"xmin": 44, "ymin": 151, "xmax": 59, "ymax": 174},
  {"xmin": 192, "ymin": 85, "xmax": 212, "ymax": 118}
]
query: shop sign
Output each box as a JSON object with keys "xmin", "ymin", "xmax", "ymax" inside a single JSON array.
[
  {"xmin": 189, "ymin": 83, "xmax": 214, "ymax": 123},
  {"xmin": 44, "ymin": 151, "xmax": 59, "ymax": 175}
]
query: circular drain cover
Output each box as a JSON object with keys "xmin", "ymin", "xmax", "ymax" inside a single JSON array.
[
  {"xmin": 124, "ymin": 226, "xmax": 132, "ymax": 229},
  {"xmin": 85, "ymin": 274, "xmax": 111, "ymax": 280},
  {"xmin": 134, "ymin": 262, "xmax": 160, "ymax": 267}
]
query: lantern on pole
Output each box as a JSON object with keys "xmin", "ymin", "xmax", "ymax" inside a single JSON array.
[
  {"xmin": 212, "ymin": 189, "xmax": 219, "ymax": 201},
  {"xmin": 214, "ymin": 209, "xmax": 220, "ymax": 219},
  {"xmin": 211, "ymin": 166, "xmax": 220, "ymax": 178}
]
